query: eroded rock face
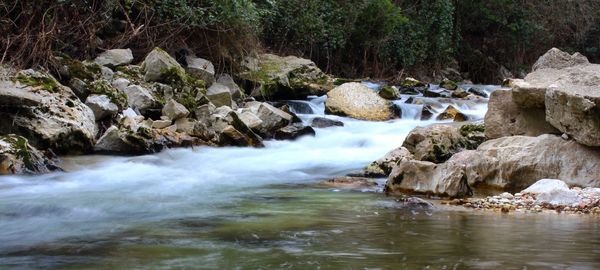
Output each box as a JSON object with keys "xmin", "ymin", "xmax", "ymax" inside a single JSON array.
[
  {"xmin": 385, "ymin": 158, "xmax": 472, "ymax": 198},
  {"xmin": 239, "ymin": 54, "xmax": 333, "ymax": 99},
  {"xmin": 0, "ymin": 70, "xmax": 97, "ymax": 154},
  {"xmin": 0, "ymin": 135, "xmax": 59, "ymax": 175},
  {"xmin": 441, "ymin": 134, "xmax": 600, "ymax": 192},
  {"xmin": 532, "ymin": 47, "xmax": 589, "ymax": 71},
  {"xmin": 325, "ymin": 83, "xmax": 394, "ymax": 121},
  {"xmin": 484, "ymin": 90, "xmax": 559, "ymax": 139},
  {"xmin": 545, "ymin": 64, "xmax": 600, "ymax": 146}
]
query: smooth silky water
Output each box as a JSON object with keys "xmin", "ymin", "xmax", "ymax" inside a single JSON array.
[{"xmin": 1, "ymin": 86, "xmax": 599, "ymax": 269}]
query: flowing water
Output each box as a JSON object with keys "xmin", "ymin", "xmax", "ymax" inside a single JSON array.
[{"xmin": 1, "ymin": 85, "xmax": 599, "ymax": 269}]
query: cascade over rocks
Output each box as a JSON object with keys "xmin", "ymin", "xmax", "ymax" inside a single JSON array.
[
  {"xmin": 239, "ymin": 54, "xmax": 333, "ymax": 100},
  {"xmin": 0, "ymin": 70, "xmax": 97, "ymax": 154},
  {"xmin": 0, "ymin": 135, "xmax": 60, "ymax": 175},
  {"xmin": 325, "ymin": 82, "xmax": 395, "ymax": 121}
]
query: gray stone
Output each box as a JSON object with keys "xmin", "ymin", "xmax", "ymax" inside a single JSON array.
[
  {"xmin": 95, "ymin": 48, "xmax": 134, "ymax": 67},
  {"xmin": 185, "ymin": 55, "xmax": 215, "ymax": 86},
  {"xmin": 325, "ymin": 82, "xmax": 394, "ymax": 121},
  {"xmin": 142, "ymin": 48, "xmax": 184, "ymax": 82},
  {"xmin": 85, "ymin": 94, "xmax": 119, "ymax": 120},
  {"xmin": 217, "ymin": 73, "xmax": 243, "ymax": 100},
  {"xmin": 206, "ymin": 83, "xmax": 233, "ymax": 108},
  {"xmin": 238, "ymin": 111, "xmax": 263, "ymax": 129},
  {"xmin": 256, "ymin": 103, "xmax": 292, "ymax": 135},
  {"xmin": 124, "ymin": 85, "xmax": 158, "ymax": 115},
  {"xmin": 532, "ymin": 47, "xmax": 589, "ymax": 71},
  {"xmin": 162, "ymin": 99, "xmax": 190, "ymax": 120},
  {"xmin": 363, "ymin": 147, "xmax": 413, "ymax": 177}
]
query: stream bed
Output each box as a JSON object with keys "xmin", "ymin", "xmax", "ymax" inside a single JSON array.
[{"xmin": 1, "ymin": 85, "xmax": 599, "ymax": 269}]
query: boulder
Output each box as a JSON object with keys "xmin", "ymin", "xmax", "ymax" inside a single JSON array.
[
  {"xmin": 532, "ymin": 47, "xmax": 589, "ymax": 71},
  {"xmin": 152, "ymin": 120, "xmax": 172, "ymax": 129},
  {"xmin": 94, "ymin": 48, "xmax": 134, "ymax": 67},
  {"xmin": 467, "ymin": 87, "xmax": 488, "ymax": 98},
  {"xmin": 545, "ymin": 64, "xmax": 600, "ymax": 146},
  {"xmin": 238, "ymin": 111, "xmax": 263, "ymax": 129},
  {"xmin": 0, "ymin": 70, "xmax": 97, "ymax": 154},
  {"xmin": 439, "ymin": 79, "xmax": 458, "ymax": 90},
  {"xmin": 363, "ymin": 147, "xmax": 413, "ymax": 177},
  {"xmin": 436, "ymin": 105, "xmax": 467, "ymax": 122},
  {"xmin": 162, "ymin": 99, "xmax": 190, "ymax": 120},
  {"xmin": 402, "ymin": 124, "xmax": 481, "ymax": 164},
  {"xmin": 437, "ymin": 134, "xmax": 600, "ymax": 192},
  {"xmin": 185, "ymin": 55, "xmax": 215, "ymax": 86},
  {"xmin": 521, "ymin": 179, "xmax": 570, "ymax": 194},
  {"xmin": 311, "ymin": 117, "xmax": 344, "ymax": 128},
  {"xmin": 94, "ymin": 124, "xmax": 200, "ymax": 155},
  {"xmin": 274, "ymin": 123, "xmax": 316, "ymax": 140},
  {"xmin": 0, "ymin": 134, "xmax": 59, "ymax": 175},
  {"xmin": 142, "ymin": 48, "xmax": 184, "ymax": 82},
  {"xmin": 85, "ymin": 94, "xmax": 119, "ymax": 120},
  {"xmin": 211, "ymin": 110, "xmax": 264, "ymax": 147},
  {"xmin": 325, "ymin": 83, "xmax": 394, "ymax": 121},
  {"xmin": 206, "ymin": 83, "xmax": 233, "ymax": 108},
  {"xmin": 484, "ymin": 90, "xmax": 559, "ymax": 139},
  {"xmin": 239, "ymin": 53, "xmax": 333, "ymax": 99},
  {"xmin": 385, "ymin": 158, "xmax": 472, "ymax": 198},
  {"xmin": 216, "ymin": 74, "xmax": 243, "ymax": 100},
  {"xmin": 451, "ymin": 88, "xmax": 469, "ymax": 99},
  {"xmin": 511, "ymin": 68, "xmax": 565, "ymax": 109},
  {"xmin": 255, "ymin": 103, "xmax": 292, "ymax": 136},
  {"xmin": 378, "ymin": 86, "xmax": 400, "ymax": 100},
  {"xmin": 124, "ymin": 85, "xmax": 160, "ymax": 116}
]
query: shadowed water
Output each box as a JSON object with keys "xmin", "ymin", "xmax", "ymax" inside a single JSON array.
[{"xmin": 1, "ymin": 89, "xmax": 599, "ymax": 269}]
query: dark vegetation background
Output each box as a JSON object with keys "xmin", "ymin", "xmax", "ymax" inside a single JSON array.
[{"xmin": 1, "ymin": 0, "xmax": 599, "ymax": 83}]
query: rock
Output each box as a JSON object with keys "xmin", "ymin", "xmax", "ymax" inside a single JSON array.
[
  {"xmin": 239, "ymin": 53, "xmax": 333, "ymax": 99},
  {"xmin": 385, "ymin": 159, "xmax": 472, "ymax": 198},
  {"xmin": 185, "ymin": 55, "xmax": 215, "ymax": 86},
  {"xmin": 467, "ymin": 87, "xmax": 488, "ymax": 98},
  {"xmin": 402, "ymin": 124, "xmax": 480, "ymax": 163},
  {"xmin": 94, "ymin": 48, "xmax": 133, "ymax": 67},
  {"xmin": 0, "ymin": 135, "xmax": 59, "ymax": 175},
  {"xmin": 152, "ymin": 120, "xmax": 172, "ymax": 129},
  {"xmin": 311, "ymin": 117, "xmax": 344, "ymax": 128},
  {"xmin": 535, "ymin": 189, "xmax": 580, "ymax": 206},
  {"xmin": 522, "ymin": 179, "xmax": 570, "ymax": 194},
  {"xmin": 532, "ymin": 47, "xmax": 589, "ymax": 71},
  {"xmin": 400, "ymin": 77, "xmax": 425, "ymax": 88},
  {"xmin": 325, "ymin": 83, "xmax": 394, "ymax": 121},
  {"xmin": 112, "ymin": 78, "xmax": 130, "ymax": 92},
  {"xmin": 142, "ymin": 48, "xmax": 184, "ymax": 82},
  {"xmin": 423, "ymin": 88, "xmax": 451, "ymax": 98},
  {"xmin": 274, "ymin": 123, "xmax": 316, "ymax": 140},
  {"xmin": 439, "ymin": 134, "xmax": 600, "ymax": 192},
  {"xmin": 212, "ymin": 110, "xmax": 264, "ymax": 147},
  {"xmin": 436, "ymin": 105, "xmax": 467, "ymax": 122},
  {"xmin": 451, "ymin": 88, "xmax": 469, "ymax": 99},
  {"xmin": 0, "ymin": 70, "xmax": 97, "ymax": 154},
  {"xmin": 238, "ymin": 111, "xmax": 263, "ymax": 129},
  {"xmin": 216, "ymin": 74, "xmax": 243, "ymax": 100},
  {"xmin": 206, "ymin": 83, "xmax": 233, "ymax": 108},
  {"xmin": 396, "ymin": 197, "xmax": 435, "ymax": 210},
  {"xmin": 194, "ymin": 103, "xmax": 216, "ymax": 123},
  {"xmin": 439, "ymin": 79, "xmax": 458, "ymax": 90},
  {"xmin": 363, "ymin": 147, "xmax": 413, "ymax": 177},
  {"xmin": 545, "ymin": 64, "xmax": 600, "ymax": 146},
  {"xmin": 124, "ymin": 85, "xmax": 160, "ymax": 116},
  {"xmin": 85, "ymin": 94, "xmax": 119, "ymax": 120},
  {"xmin": 378, "ymin": 86, "xmax": 400, "ymax": 100},
  {"xmin": 162, "ymin": 99, "xmax": 190, "ymax": 120},
  {"xmin": 174, "ymin": 118, "xmax": 197, "ymax": 134},
  {"xmin": 484, "ymin": 90, "xmax": 559, "ymax": 139},
  {"xmin": 255, "ymin": 103, "xmax": 292, "ymax": 136},
  {"xmin": 94, "ymin": 124, "xmax": 199, "ymax": 155},
  {"xmin": 321, "ymin": 176, "xmax": 378, "ymax": 189}
]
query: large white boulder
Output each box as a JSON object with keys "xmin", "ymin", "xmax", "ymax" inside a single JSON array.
[{"xmin": 325, "ymin": 82, "xmax": 394, "ymax": 121}]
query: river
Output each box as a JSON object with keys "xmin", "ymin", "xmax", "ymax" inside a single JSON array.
[{"xmin": 1, "ymin": 84, "xmax": 599, "ymax": 269}]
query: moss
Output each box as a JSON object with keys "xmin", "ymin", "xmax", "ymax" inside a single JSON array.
[
  {"xmin": 63, "ymin": 58, "xmax": 101, "ymax": 82},
  {"xmin": 89, "ymin": 80, "xmax": 128, "ymax": 109},
  {"xmin": 3, "ymin": 135, "xmax": 35, "ymax": 171},
  {"xmin": 160, "ymin": 67, "xmax": 206, "ymax": 111},
  {"xmin": 14, "ymin": 73, "xmax": 60, "ymax": 93},
  {"xmin": 459, "ymin": 123, "xmax": 485, "ymax": 137},
  {"xmin": 333, "ymin": 78, "xmax": 358, "ymax": 86},
  {"xmin": 115, "ymin": 65, "xmax": 144, "ymax": 80}
]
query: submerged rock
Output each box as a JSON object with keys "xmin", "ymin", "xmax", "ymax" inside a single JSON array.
[
  {"xmin": 0, "ymin": 135, "xmax": 59, "ymax": 175},
  {"xmin": 325, "ymin": 82, "xmax": 394, "ymax": 121},
  {"xmin": 311, "ymin": 117, "xmax": 344, "ymax": 128},
  {"xmin": 321, "ymin": 176, "xmax": 378, "ymax": 189}
]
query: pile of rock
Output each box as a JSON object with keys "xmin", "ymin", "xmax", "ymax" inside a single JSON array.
[
  {"xmin": 0, "ymin": 48, "xmax": 323, "ymax": 174},
  {"xmin": 370, "ymin": 48, "xmax": 600, "ymax": 199},
  {"xmin": 448, "ymin": 179, "xmax": 600, "ymax": 215}
]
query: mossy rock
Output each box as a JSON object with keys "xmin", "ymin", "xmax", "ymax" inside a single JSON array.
[
  {"xmin": 88, "ymin": 79, "xmax": 128, "ymax": 109},
  {"xmin": 379, "ymin": 86, "xmax": 400, "ymax": 100},
  {"xmin": 0, "ymin": 134, "xmax": 58, "ymax": 175},
  {"xmin": 160, "ymin": 67, "xmax": 207, "ymax": 111},
  {"xmin": 400, "ymin": 77, "xmax": 425, "ymax": 88},
  {"xmin": 13, "ymin": 70, "xmax": 61, "ymax": 93},
  {"xmin": 439, "ymin": 78, "xmax": 458, "ymax": 90},
  {"xmin": 58, "ymin": 57, "xmax": 103, "ymax": 82}
]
